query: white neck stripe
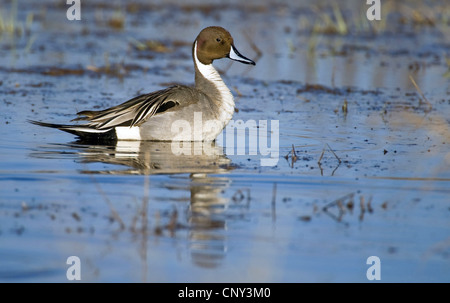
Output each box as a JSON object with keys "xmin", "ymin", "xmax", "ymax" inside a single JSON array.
[
  {"xmin": 193, "ymin": 41, "xmax": 235, "ymax": 128},
  {"xmin": 194, "ymin": 41, "xmax": 223, "ymax": 82}
]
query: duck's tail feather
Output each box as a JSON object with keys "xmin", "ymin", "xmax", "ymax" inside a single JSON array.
[{"xmin": 28, "ymin": 120, "xmax": 117, "ymax": 142}]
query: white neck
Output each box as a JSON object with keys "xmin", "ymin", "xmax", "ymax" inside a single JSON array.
[{"xmin": 194, "ymin": 41, "xmax": 235, "ymax": 126}]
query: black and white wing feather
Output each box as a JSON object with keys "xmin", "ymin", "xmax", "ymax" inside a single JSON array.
[
  {"xmin": 74, "ymin": 85, "xmax": 183, "ymax": 129},
  {"xmin": 29, "ymin": 85, "xmax": 193, "ymax": 140}
]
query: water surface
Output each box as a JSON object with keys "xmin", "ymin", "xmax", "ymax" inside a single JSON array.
[{"xmin": 0, "ymin": 0, "xmax": 449, "ymax": 282}]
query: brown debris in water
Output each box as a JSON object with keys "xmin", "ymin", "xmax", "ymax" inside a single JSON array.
[{"xmin": 130, "ymin": 39, "xmax": 172, "ymax": 53}]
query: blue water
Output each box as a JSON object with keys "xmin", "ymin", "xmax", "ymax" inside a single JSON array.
[{"xmin": 1, "ymin": 0, "xmax": 449, "ymax": 282}]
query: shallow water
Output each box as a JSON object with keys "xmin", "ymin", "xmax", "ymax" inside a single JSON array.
[{"xmin": 0, "ymin": 0, "xmax": 449, "ymax": 282}]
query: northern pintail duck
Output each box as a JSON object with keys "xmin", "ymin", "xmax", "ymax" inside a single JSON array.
[{"xmin": 30, "ymin": 26, "xmax": 255, "ymax": 141}]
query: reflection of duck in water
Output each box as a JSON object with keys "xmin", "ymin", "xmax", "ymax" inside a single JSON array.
[
  {"xmin": 31, "ymin": 140, "xmax": 231, "ymax": 268},
  {"xmin": 69, "ymin": 140, "xmax": 232, "ymax": 175},
  {"xmin": 188, "ymin": 172, "xmax": 229, "ymax": 268}
]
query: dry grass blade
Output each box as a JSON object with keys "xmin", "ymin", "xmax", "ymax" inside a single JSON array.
[
  {"xmin": 291, "ymin": 144, "xmax": 298, "ymax": 161},
  {"xmin": 326, "ymin": 143, "xmax": 341, "ymax": 164},
  {"xmin": 90, "ymin": 175, "xmax": 126, "ymax": 230},
  {"xmin": 284, "ymin": 144, "xmax": 299, "ymax": 168},
  {"xmin": 271, "ymin": 183, "xmax": 277, "ymax": 222},
  {"xmin": 332, "ymin": 2, "xmax": 348, "ymax": 35},
  {"xmin": 322, "ymin": 192, "xmax": 354, "ymax": 225},
  {"xmin": 318, "ymin": 143, "xmax": 341, "ymax": 164},
  {"xmin": 242, "ymin": 30, "xmax": 263, "ymax": 58},
  {"xmin": 318, "ymin": 147, "xmax": 325, "ymax": 164},
  {"xmin": 409, "ymin": 75, "xmax": 432, "ymax": 112}
]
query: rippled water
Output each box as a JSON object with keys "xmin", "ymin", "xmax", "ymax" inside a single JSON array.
[{"xmin": 0, "ymin": 0, "xmax": 449, "ymax": 282}]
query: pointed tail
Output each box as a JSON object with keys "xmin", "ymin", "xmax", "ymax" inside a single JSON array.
[{"xmin": 28, "ymin": 120, "xmax": 116, "ymax": 141}]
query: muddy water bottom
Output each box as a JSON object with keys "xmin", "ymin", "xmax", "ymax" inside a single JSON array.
[{"xmin": 1, "ymin": 0, "xmax": 450, "ymax": 282}]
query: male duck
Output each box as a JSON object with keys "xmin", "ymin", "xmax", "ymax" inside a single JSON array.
[{"xmin": 30, "ymin": 26, "xmax": 255, "ymax": 141}]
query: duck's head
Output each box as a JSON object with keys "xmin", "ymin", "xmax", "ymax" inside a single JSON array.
[{"xmin": 194, "ymin": 26, "xmax": 256, "ymax": 66}]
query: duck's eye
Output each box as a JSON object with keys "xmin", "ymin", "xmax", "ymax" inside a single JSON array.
[{"xmin": 216, "ymin": 38, "xmax": 221, "ymax": 43}]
